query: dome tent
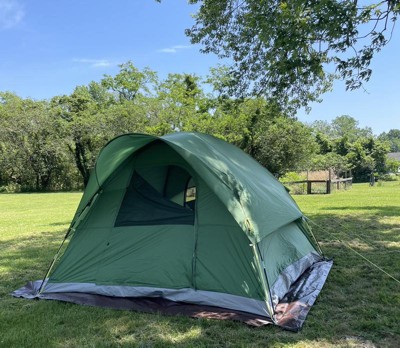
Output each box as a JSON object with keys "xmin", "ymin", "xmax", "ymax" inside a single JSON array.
[{"xmin": 13, "ymin": 132, "xmax": 332, "ymax": 330}]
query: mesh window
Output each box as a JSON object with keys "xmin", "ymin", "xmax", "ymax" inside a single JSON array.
[{"xmin": 115, "ymin": 169, "xmax": 195, "ymax": 227}]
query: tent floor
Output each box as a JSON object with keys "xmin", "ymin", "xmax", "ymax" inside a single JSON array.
[{"xmin": 13, "ymin": 259, "xmax": 332, "ymax": 331}]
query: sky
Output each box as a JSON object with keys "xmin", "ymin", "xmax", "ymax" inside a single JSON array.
[{"xmin": 0, "ymin": 0, "xmax": 399, "ymax": 135}]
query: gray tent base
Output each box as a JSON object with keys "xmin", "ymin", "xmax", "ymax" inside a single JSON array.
[{"xmin": 12, "ymin": 259, "xmax": 332, "ymax": 331}]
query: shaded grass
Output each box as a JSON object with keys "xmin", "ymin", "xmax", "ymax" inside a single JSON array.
[{"xmin": 0, "ymin": 183, "xmax": 399, "ymax": 347}]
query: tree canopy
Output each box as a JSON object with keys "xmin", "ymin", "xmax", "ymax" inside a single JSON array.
[
  {"xmin": 310, "ymin": 115, "xmax": 390, "ymax": 181},
  {"xmin": 379, "ymin": 129, "xmax": 400, "ymax": 152},
  {"xmin": 186, "ymin": 0, "xmax": 400, "ymax": 112},
  {"xmin": 0, "ymin": 63, "xmax": 397, "ymax": 192}
]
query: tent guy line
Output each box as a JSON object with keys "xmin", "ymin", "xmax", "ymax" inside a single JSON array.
[{"xmin": 307, "ymin": 218, "xmax": 400, "ymax": 285}]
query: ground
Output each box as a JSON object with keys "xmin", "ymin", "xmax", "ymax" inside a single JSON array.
[{"xmin": 0, "ymin": 182, "xmax": 399, "ymax": 347}]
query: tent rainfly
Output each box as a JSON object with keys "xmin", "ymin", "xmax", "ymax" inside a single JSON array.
[{"xmin": 13, "ymin": 132, "xmax": 332, "ymax": 330}]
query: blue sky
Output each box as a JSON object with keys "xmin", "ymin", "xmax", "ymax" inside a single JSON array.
[{"xmin": 1, "ymin": 0, "xmax": 399, "ymax": 135}]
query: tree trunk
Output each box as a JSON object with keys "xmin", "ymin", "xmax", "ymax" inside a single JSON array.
[{"xmin": 68, "ymin": 140, "xmax": 90, "ymax": 187}]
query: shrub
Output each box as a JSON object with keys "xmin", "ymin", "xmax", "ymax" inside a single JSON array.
[
  {"xmin": 279, "ymin": 171, "xmax": 307, "ymax": 183},
  {"xmin": 379, "ymin": 173, "xmax": 399, "ymax": 182}
]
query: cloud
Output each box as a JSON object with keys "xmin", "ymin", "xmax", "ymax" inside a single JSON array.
[
  {"xmin": 0, "ymin": 0, "xmax": 25, "ymax": 30},
  {"xmin": 158, "ymin": 45, "xmax": 191, "ymax": 54},
  {"xmin": 73, "ymin": 58, "xmax": 117, "ymax": 68},
  {"xmin": 159, "ymin": 48, "xmax": 177, "ymax": 53}
]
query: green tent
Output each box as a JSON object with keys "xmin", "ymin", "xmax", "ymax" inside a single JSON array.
[{"xmin": 13, "ymin": 132, "xmax": 332, "ymax": 330}]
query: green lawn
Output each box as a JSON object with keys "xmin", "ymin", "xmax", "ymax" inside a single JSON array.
[{"xmin": 0, "ymin": 183, "xmax": 399, "ymax": 347}]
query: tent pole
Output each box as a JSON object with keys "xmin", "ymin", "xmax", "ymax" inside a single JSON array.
[
  {"xmin": 238, "ymin": 196, "xmax": 276, "ymax": 321},
  {"xmin": 36, "ymin": 227, "xmax": 72, "ymax": 295},
  {"xmin": 191, "ymin": 187, "xmax": 199, "ymax": 290},
  {"xmin": 252, "ymin": 242, "xmax": 276, "ymax": 322}
]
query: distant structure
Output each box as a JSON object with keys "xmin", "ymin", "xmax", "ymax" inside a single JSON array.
[
  {"xmin": 388, "ymin": 152, "xmax": 400, "ymax": 161},
  {"xmin": 283, "ymin": 169, "xmax": 352, "ymax": 195}
]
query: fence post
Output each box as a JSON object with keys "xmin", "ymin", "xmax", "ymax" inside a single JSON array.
[
  {"xmin": 326, "ymin": 180, "xmax": 331, "ymax": 194},
  {"xmin": 307, "ymin": 181, "xmax": 312, "ymax": 194}
]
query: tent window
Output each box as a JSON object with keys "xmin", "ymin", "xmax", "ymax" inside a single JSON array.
[{"xmin": 115, "ymin": 167, "xmax": 195, "ymax": 227}]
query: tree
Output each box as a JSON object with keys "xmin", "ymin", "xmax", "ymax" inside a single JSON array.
[
  {"xmin": 310, "ymin": 152, "xmax": 351, "ymax": 176},
  {"xmin": 186, "ymin": 0, "xmax": 400, "ymax": 111},
  {"xmin": 346, "ymin": 137, "xmax": 389, "ymax": 181},
  {"xmin": 331, "ymin": 115, "xmax": 373, "ymax": 141},
  {"xmin": 252, "ymin": 115, "xmax": 318, "ymax": 176},
  {"xmin": 101, "ymin": 61, "xmax": 157, "ymax": 102},
  {"xmin": 379, "ymin": 129, "xmax": 400, "ymax": 152},
  {"xmin": 0, "ymin": 93, "xmax": 73, "ymax": 191},
  {"xmin": 153, "ymin": 73, "xmax": 206, "ymax": 134},
  {"xmin": 51, "ymin": 86, "xmax": 108, "ymax": 186},
  {"xmin": 310, "ymin": 120, "xmax": 332, "ymax": 137},
  {"xmin": 50, "ymin": 62, "xmax": 159, "ymax": 187},
  {"xmin": 310, "ymin": 115, "xmax": 390, "ymax": 180},
  {"xmin": 311, "ymin": 115, "xmax": 373, "ymax": 142},
  {"xmin": 386, "ymin": 157, "xmax": 400, "ymax": 173},
  {"xmin": 314, "ymin": 132, "xmax": 334, "ymax": 154}
]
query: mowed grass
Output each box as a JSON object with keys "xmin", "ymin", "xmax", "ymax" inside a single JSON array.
[{"xmin": 0, "ymin": 183, "xmax": 399, "ymax": 347}]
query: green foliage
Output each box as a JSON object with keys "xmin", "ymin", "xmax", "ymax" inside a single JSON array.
[
  {"xmin": 311, "ymin": 115, "xmax": 373, "ymax": 142},
  {"xmin": 187, "ymin": 0, "xmax": 400, "ymax": 111},
  {"xmin": 0, "ymin": 93, "xmax": 77, "ymax": 191},
  {"xmin": 345, "ymin": 137, "xmax": 390, "ymax": 182},
  {"xmin": 154, "ymin": 73, "xmax": 207, "ymax": 133},
  {"xmin": 309, "ymin": 116, "xmax": 391, "ymax": 181},
  {"xmin": 310, "ymin": 153, "xmax": 350, "ymax": 175},
  {"xmin": 279, "ymin": 172, "xmax": 307, "ymax": 194},
  {"xmin": 314, "ymin": 132, "xmax": 334, "ymax": 154},
  {"xmin": 252, "ymin": 116, "xmax": 318, "ymax": 176},
  {"xmin": 386, "ymin": 157, "xmax": 400, "ymax": 173},
  {"xmin": 379, "ymin": 173, "xmax": 399, "ymax": 181},
  {"xmin": 51, "ymin": 86, "xmax": 107, "ymax": 186},
  {"xmin": 279, "ymin": 171, "xmax": 307, "ymax": 183},
  {"xmin": 330, "ymin": 115, "xmax": 373, "ymax": 142},
  {"xmin": 49, "ymin": 68, "xmax": 156, "ymax": 186},
  {"xmin": 378, "ymin": 129, "xmax": 400, "ymax": 152},
  {"xmin": 0, "ymin": 62, "xmax": 393, "ymax": 190},
  {"xmin": 101, "ymin": 61, "xmax": 157, "ymax": 102}
]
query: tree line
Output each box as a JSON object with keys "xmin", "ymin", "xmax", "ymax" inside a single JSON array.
[{"xmin": 1, "ymin": 62, "xmax": 399, "ymax": 192}]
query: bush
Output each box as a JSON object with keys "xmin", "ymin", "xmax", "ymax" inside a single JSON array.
[
  {"xmin": 279, "ymin": 172, "xmax": 307, "ymax": 195},
  {"xmin": 379, "ymin": 173, "xmax": 399, "ymax": 182},
  {"xmin": 0, "ymin": 183, "xmax": 22, "ymax": 193},
  {"xmin": 279, "ymin": 171, "xmax": 307, "ymax": 183}
]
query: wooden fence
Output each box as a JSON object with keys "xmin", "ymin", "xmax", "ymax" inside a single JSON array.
[{"xmin": 282, "ymin": 177, "xmax": 353, "ymax": 195}]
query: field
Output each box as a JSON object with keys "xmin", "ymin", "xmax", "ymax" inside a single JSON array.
[{"xmin": 0, "ymin": 183, "xmax": 399, "ymax": 347}]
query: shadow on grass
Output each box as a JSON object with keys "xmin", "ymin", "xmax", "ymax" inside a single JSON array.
[
  {"xmin": 49, "ymin": 221, "xmax": 71, "ymax": 226},
  {"xmin": 0, "ymin": 230, "xmax": 66, "ymax": 292},
  {"xmin": 308, "ymin": 212, "xmax": 400, "ymax": 248},
  {"xmin": 1, "ymin": 214, "xmax": 399, "ymax": 347},
  {"xmin": 319, "ymin": 205, "xmax": 400, "ymax": 217},
  {"xmin": 303, "ymin": 213, "xmax": 400, "ymax": 346}
]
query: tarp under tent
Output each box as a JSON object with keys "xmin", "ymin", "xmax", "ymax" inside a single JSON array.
[{"xmin": 13, "ymin": 132, "xmax": 332, "ymax": 331}]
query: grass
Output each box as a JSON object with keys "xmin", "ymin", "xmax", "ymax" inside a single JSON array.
[{"xmin": 0, "ymin": 183, "xmax": 399, "ymax": 347}]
